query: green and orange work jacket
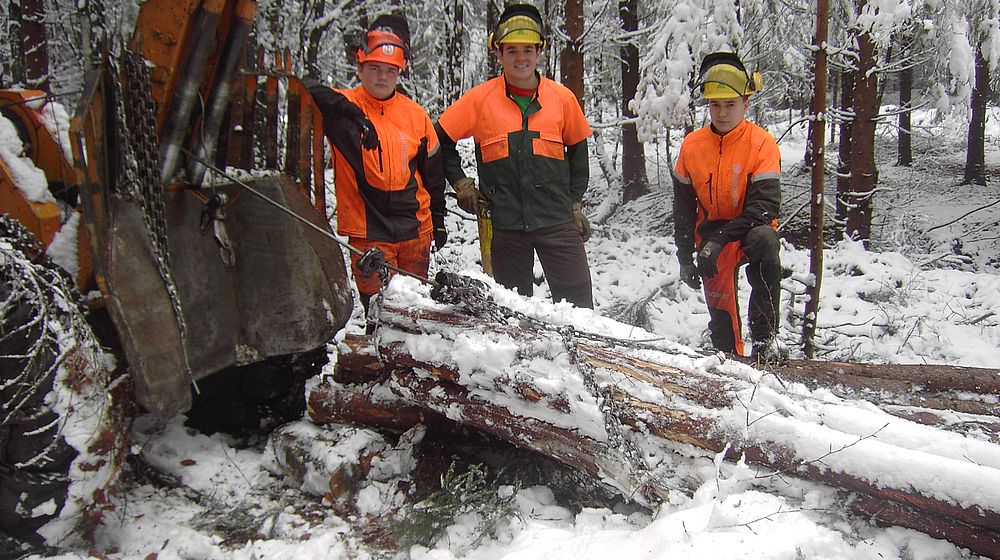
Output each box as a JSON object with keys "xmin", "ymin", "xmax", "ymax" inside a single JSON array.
[{"xmin": 436, "ymin": 75, "xmax": 591, "ymax": 231}]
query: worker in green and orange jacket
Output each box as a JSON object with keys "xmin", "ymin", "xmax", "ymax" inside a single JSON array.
[
  {"xmin": 673, "ymin": 51, "xmax": 786, "ymax": 361},
  {"xmin": 435, "ymin": 4, "xmax": 594, "ymax": 308},
  {"xmin": 307, "ymin": 15, "xmax": 446, "ymax": 317}
]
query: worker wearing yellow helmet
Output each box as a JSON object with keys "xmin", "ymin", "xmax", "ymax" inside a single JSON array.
[
  {"xmin": 672, "ymin": 51, "xmax": 787, "ymax": 362},
  {"xmin": 435, "ymin": 3, "xmax": 595, "ymax": 309}
]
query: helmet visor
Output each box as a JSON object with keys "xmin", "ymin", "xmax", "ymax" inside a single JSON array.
[
  {"xmin": 494, "ymin": 15, "xmax": 543, "ymax": 45},
  {"xmin": 700, "ymin": 63, "xmax": 760, "ymax": 99}
]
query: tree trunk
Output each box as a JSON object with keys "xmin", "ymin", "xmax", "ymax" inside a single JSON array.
[
  {"xmin": 560, "ymin": 0, "xmax": 585, "ymax": 105},
  {"xmin": 834, "ymin": 69, "xmax": 854, "ymax": 240},
  {"xmin": 313, "ymin": 292, "xmax": 1000, "ymax": 558},
  {"xmin": 79, "ymin": 0, "xmax": 107, "ymax": 75},
  {"xmin": 487, "ymin": 0, "xmax": 501, "ymax": 77},
  {"xmin": 16, "ymin": 0, "xmax": 50, "ymax": 90},
  {"xmin": 8, "ymin": 2, "xmax": 25, "ymax": 85},
  {"xmin": 302, "ymin": 0, "xmax": 328, "ymax": 79},
  {"xmin": 844, "ymin": 4, "xmax": 878, "ymax": 246},
  {"xmin": 619, "ymin": 0, "xmax": 648, "ymax": 203},
  {"xmin": 803, "ymin": 0, "xmax": 828, "ymax": 359},
  {"xmin": 441, "ymin": 0, "xmax": 464, "ymax": 107},
  {"xmin": 964, "ymin": 46, "xmax": 989, "ymax": 185},
  {"xmin": 896, "ymin": 35, "xmax": 912, "ymax": 167}
]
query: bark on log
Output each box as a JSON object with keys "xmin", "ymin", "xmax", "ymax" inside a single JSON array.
[
  {"xmin": 743, "ymin": 357, "xmax": 1000, "ymax": 417},
  {"xmin": 313, "ymin": 290, "xmax": 1000, "ymax": 558},
  {"xmin": 315, "ymin": 340, "xmax": 645, "ymax": 498}
]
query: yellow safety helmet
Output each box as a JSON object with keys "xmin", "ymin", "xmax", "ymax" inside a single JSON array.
[
  {"xmin": 488, "ymin": 4, "xmax": 545, "ymax": 50},
  {"xmin": 698, "ymin": 52, "xmax": 763, "ymax": 99}
]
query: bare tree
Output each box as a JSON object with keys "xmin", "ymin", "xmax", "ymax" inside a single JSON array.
[
  {"xmin": 9, "ymin": 0, "xmax": 50, "ymax": 90},
  {"xmin": 843, "ymin": 3, "xmax": 878, "ymax": 246},
  {"xmin": 80, "ymin": 0, "xmax": 107, "ymax": 75},
  {"xmin": 619, "ymin": 0, "xmax": 648, "ymax": 203},
  {"xmin": 561, "ymin": 0, "xmax": 585, "ymax": 104},
  {"xmin": 441, "ymin": 0, "xmax": 465, "ymax": 107},
  {"xmin": 7, "ymin": 2, "xmax": 25, "ymax": 86},
  {"xmin": 961, "ymin": 0, "xmax": 999, "ymax": 185},
  {"xmin": 895, "ymin": 31, "xmax": 913, "ymax": 167},
  {"xmin": 803, "ymin": 0, "xmax": 828, "ymax": 359},
  {"xmin": 833, "ymin": 68, "xmax": 854, "ymax": 240},
  {"xmin": 302, "ymin": 0, "xmax": 330, "ymax": 79},
  {"xmin": 964, "ymin": 46, "xmax": 990, "ymax": 185},
  {"xmin": 487, "ymin": 0, "xmax": 500, "ymax": 77}
]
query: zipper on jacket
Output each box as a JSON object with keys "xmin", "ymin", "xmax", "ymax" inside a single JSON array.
[
  {"xmin": 707, "ymin": 173, "xmax": 714, "ymax": 208},
  {"xmin": 713, "ymin": 136, "xmax": 724, "ymax": 208},
  {"xmin": 379, "ymin": 104, "xmax": 387, "ymax": 175}
]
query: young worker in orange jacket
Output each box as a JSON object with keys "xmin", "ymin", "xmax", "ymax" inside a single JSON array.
[
  {"xmin": 435, "ymin": 4, "xmax": 594, "ymax": 308},
  {"xmin": 672, "ymin": 52, "xmax": 787, "ymax": 361},
  {"xmin": 307, "ymin": 15, "xmax": 446, "ymax": 317}
]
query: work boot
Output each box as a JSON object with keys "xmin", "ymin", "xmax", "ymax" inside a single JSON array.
[{"xmin": 751, "ymin": 337, "xmax": 789, "ymax": 365}]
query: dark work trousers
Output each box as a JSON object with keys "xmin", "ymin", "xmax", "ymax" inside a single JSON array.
[
  {"xmin": 702, "ymin": 225, "xmax": 781, "ymax": 355},
  {"xmin": 491, "ymin": 221, "xmax": 594, "ymax": 308}
]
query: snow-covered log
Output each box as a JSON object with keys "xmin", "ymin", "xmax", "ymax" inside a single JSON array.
[
  {"xmin": 309, "ymin": 275, "xmax": 1000, "ymax": 557},
  {"xmin": 748, "ymin": 358, "xmax": 1000, "ymax": 418},
  {"xmin": 721, "ymin": 357, "xmax": 1000, "ymax": 444}
]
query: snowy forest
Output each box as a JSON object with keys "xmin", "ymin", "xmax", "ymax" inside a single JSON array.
[
  {"xmin": 3, "ymin": 0, "xmax": 1000, "ymax": 558},
  {"xmin": 3, "ymin": 0, "xmax": 999, "ymax": 188}
]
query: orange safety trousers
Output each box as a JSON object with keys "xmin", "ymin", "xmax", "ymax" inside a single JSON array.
[
  {"xmin": 700, "ymin": 240, "xmax": 747, "ymax": 356},
  {"xmin": 349, "ymin": 233, "xmax": 432, "ymax": 296},
  {"xmin": 697, "ymin": 224, "xmax": 782, "ymax": 357}
]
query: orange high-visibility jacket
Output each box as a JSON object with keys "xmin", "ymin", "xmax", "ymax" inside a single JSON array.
[
  {"xmin": 324, "ymin": 86, "xmax": 444, "ymax": 242},
  {"xmin": 672, "ymin": 119, "xmax": 781, "ymax": 260},
  {"xmin": 437, "ymin": 75, "xmax": 591, "ymax": 231}
]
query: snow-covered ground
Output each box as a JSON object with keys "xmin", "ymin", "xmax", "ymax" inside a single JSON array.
[{"xmin": 7, "ymin": 106, "xmax": 1000, "ymax": 559}]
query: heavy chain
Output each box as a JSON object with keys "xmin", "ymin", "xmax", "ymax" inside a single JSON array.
[
  {"xmin": 110, "ymin": 51, "xmax": 192, "ymax": 381},
  {"xmin": 557, "ymin": 326, "xmax": 652, "ymax": 501},
  {"xmin": 430, "ymin": 272, "xmax": 651, "ymax": 498}
]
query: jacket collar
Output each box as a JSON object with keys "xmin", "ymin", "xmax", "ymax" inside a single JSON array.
[
  {"xmin": 354, "ymin": 86, "xmax": 398, "ymax": 111},
  {"xmin": 502, "ymin": 71, "xmax": 542, "ymax": 92},
  {"xmin": 710, "ymin": 118, "xmax": 749, "ymax": 141}
]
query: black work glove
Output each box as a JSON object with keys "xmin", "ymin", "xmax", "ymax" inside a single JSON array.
[
  {"xmin": 679, "ymin": 261, "xmax": 701, "ymax": 290},
  {"xmin": 697, "ymin": 240, "xmax": 724, "ymax": 278},
  {"xmin": 432, "ymin": 212, "xmax": 447, "ymax": 251},
  {"xmin": 345, "ymin": 106, "xmax": 380, "ymax": 151},
  {"xmin": 304, "ymin": 78, "xmax": 380, "ymax": 151},
  {"xmin": 434, "ymin": 226, "xmax": 448, "ymax": 251}
]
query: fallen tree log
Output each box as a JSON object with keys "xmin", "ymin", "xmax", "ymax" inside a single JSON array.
[
  {"xmin": 731, "ymin": 357, "xmax": 1000, "ymax": 444},
  {"xmin": 309, "ymin": 276, "xmax": 1000, "ymax": 557},
  {"xmin": 743, "ymin": 357, "xmax": 1000, "ymax": 419}
]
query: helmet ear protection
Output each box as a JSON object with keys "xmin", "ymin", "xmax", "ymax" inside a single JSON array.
[
  {"xmin": 488, "ymin": 4, "xmax": 546, "ymax": 51},
  {"xmin": 697, "ymin": 51, "xmax": 763, "ymax": 99}
]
